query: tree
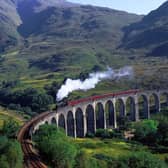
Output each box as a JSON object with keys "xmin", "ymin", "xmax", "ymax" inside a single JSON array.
[
  {"xmin": 93, "ymin": 151, "xmax": 166, "ymax": 168},
  {"xmin": 120, "ymin": 152, "xmax": 167, "ymax": 168},
  {"xmin": 6, "ymin": 140, "xmax": 23, "ymax": 168},
  {"xmin": 155, "ymin": 116, "xmax": 168, "ymax": 146},
  {"xmin": 44, "ymin": 81, "xmax": 61, "ymax": 98},
  {"xmin": 34, "ymin": 125, "xmax": 77, "ymax": 168},
  {"xmin": 2, "ymin": 119, "xmax": 19, "ymax": 138},
  {"xmin": 0, "ymin": 155, "xmax": 9, "ymax": 168},
  {"xmin": 0, "ymin": 136, "xmax": 23, "ymax": 168},
  {"xmin": 132, "ymin": 120, "xmax": 158, "ymax": 144},
  {"xmin": 0, "ymin": 86, "xmax": 54, "ymax": 114},
  {"xmin": 0, "ymin": 136, "xmax": 8, "ymax": 152},
  {"xmin": 31, "ymin": 93, "xmax": 53, "ymax": 112},
  {"xmin": 75, "ymin": 150, "xmax": 99, "ymax": 168}
]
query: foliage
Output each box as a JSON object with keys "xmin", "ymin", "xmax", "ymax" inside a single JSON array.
[
  {"xmin": 119, "ymin": 152, "xmax": 167, "ymax": 168},
  {"xmin": 95, "ymin": 129, "xmax": 123, "ymax": 139},
  {"xmin": 95, "ymin": 129, "xmax": 112, "ymax": 138},
  {"xmin": 75, "ymin": 150, "xmax": 99, "ymax": 168},
  {"xmin": 33, "ymin": 124, "xmax": 78, "ymax": 168},
  {"xmin": 1, "ymin": 118, "xmax": 19, "ymax": 138},
  {"xmin": 86, "ymin": 132, "xmax": 95, "ymax": 138},
  {"xmin": 0, "ymin": 155, "xmax": 9, "ymax": 168},
  {"xmin": 0, "ymin": 87, "xmax": 53, "ymax": 113},
  {"xmin": 44, "ymin": 81, "xmax": 61, "ymax": 98},
  {"xmin": 0, "ymin": 0, "xmax": 168, "ymax": 101},
  {"xmin": 0, "ymin": 136, "xmax": 23, "ymax": 168},
  {"xmin": 117, "ymin": 116, "xmax": 131, "ymax": 131},
  {"xmin": 132, "ymin": 119, "xmax": 158, "ymax": 144},
  {"xmin": 154, "ymin": 114, "xmax": 168, "ymax": 147},
  {"xmin": 94, "ymin": 152, "xmax": 167, "ymax": 168}
]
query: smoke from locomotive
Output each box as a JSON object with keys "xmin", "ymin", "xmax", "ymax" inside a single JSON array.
[{"xmin": 56, "ymin": 66, "xmax": 133, "ymax": 101}]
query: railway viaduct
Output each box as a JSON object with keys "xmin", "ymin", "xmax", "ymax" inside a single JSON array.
[{"xmin": 31, "ymin": 89, "xmax": 168, "ymax": 138}]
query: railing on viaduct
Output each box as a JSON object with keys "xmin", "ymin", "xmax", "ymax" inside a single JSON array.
[{"xmin": 31, "ymin": 89, "xmax": 168, "ymax": 138}]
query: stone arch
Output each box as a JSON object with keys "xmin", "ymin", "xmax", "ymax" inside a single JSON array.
[
  {"xmin": 86, "ymin": 104, "xmax": 95, "ymax": 134},
  {"xmin": 115, "ymin": 98, "xmax": 125, "ymax": 126},
  {"xmin": 33, "ymin": 130, "xmax": 37, "ymax": 135},
  {"xmin": 96, "ymin": 102, "xmax": 105, "ymax": 129},
  {"xmin": 149, "ymin": 93, "xmax": 160, "ymax": 114},
  {"xmin": 51, "ymin": 117, "xmax": 57, "ymax": 125},
  {"xmin": 105, "ymin": 100, "xmax": 115, "ymax": 128},
  {"xmin": 76, "ymin": 108, "xmax": 84, "ymax": 138},
  {"xmin": 160, "ymin": 92, "xmax": 168, "ymax": 109},
  {"xmin": 126, "ymin": 97, "xmax": 136, "ymax": 121},
  {"xmin": 58, "ymin": 114, "xmax": 65, "ymax": 130},
  {"xmin": 67, "ymin": 111, "xmax": 75, "ymax": 137},
  {"xmin": 138, "ymin": 94, "xmax": 149, "ymax": 119}
]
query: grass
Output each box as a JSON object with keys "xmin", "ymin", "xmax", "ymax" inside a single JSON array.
[
  {"xmin": 0, "ymin": 106, "xmax": 25, "ymax": 129},
  {"xmin": 0, "ymin": 2, "xmax": 167, "ymax": 99},
  {"xmin": 0, "ymin": 48, "xmax": 167, "ymax": 99},
  {"xmin": 74, "ymin": 138, "xmax": 147, "ymax": 159},
  {"xmin": 155, "ymin": 153, "xmax": 168, "ymax": 161},
  {"xmin": 74, "ymin": 137, "xmax": 168, "ymax": 163}
]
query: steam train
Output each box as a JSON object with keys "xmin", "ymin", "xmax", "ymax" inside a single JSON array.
[{"xmin": 57, "ymin": 89, "xmax": 140, "ymax": 108}]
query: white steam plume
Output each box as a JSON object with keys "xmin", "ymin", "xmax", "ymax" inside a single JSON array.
[{"xmin": 56, "ymin": 66, "xmax": 133, "ymax": 101}]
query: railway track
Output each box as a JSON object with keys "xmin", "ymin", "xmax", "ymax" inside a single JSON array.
[{"xmin": 17, "ymin": 112, "xmax": 52, "ymax": 168}]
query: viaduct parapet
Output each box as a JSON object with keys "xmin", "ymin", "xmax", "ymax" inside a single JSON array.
[{"xmin": 31, "ymin": 89, "xmax": 168, "ymax": 138}]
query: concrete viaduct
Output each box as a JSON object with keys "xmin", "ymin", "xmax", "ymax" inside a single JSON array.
[{"xmin": 32, "ymin": 89, "xmax": 168, "ymax": 138}]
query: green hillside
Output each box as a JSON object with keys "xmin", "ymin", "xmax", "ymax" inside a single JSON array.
[
  {"xmin": 0, "ymin": 0, "xmax": 167, "ymax": 104},
  {"xmin": 0, "ymin": 0, "xmax": 143, "ymax": 89},
  {"xmin": 122, "ymin": 0, "xmax": 168, "ymax": 57},
  {"xmin": 0, "ymin": 0, "xmax": 21, "ymax": 52}
]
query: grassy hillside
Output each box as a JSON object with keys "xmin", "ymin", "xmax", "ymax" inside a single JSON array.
[
  {"xmin": 0, "ymin": 0, "xmax": 21, "ymax": 52},
  {"xmin": 0, "ymin": 2, "xmax": 144, "ymax": 96},
  {"xmin": 73, "ymin": 137, "xmax": 168, "ymax": 166},
  {"xmin": 0, "ymin": 106, "xmax": 25, "ymax": 129},
  {"xmin": 0, "ymin": 0, "xmax": 167, "ymax": 104},
  {"xmin": 74, "ymin": 138, "xmax": 145, "ymax": 158},
  {"xmin": 121, "ymin": 0, "xmax": 168, "ymax": 57}
]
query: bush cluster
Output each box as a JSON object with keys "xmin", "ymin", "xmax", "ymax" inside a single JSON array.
[
  {"xmin": 0, "ymin": 85, "xmax": 53, "ymax": 114},
  {"xmin": 34, "ymin": 125, "xmax": 167, "ymax": 168},
  {"xmin": 0, "ymin": 136, "xmax": 23, "ymax": 168},
  {"xmin": 0, "ymin": 119, "xmax": 23, "ymax": 168}
]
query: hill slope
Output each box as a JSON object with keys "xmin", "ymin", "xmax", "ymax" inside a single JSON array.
[
  {"xmin": 122, "ymin": 0, "xmax": 168, "ymax": 57},
  {"xmin": 0, "ymin": 0, "xmax": 142, "ymax": 81},
  {"xmin": 0, "ymin": 0, "xmax": 21, "ymax": 52},
  {"xmin": 0, "ymin": 0, "xmax": 167, "ymax": 97}
]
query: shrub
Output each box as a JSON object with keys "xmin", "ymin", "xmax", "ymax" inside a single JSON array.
[
  {"xmin": 86, "ymin": 132, "xmax": 95, "ymax": 138},
  {"xmin": 94, "ymin": 152, "xmax": 167, "ymax": 168},
  {"xmin": 132, "ymin": 120, "xmax": 158, "ymax": 144},
  {"xmin": 2, "ymin": 119, "xmax": 19, "ymax": 138},
  {"xmin": 0, "ymin": 87, "xmax": 54, "ymax": 114},
  {"xmin": 0, "ymin": 136, "xmax": 23, "ymax": 168},
  {"xmin": 8, "ymin": 104, "xmax": 21, "ymax": 111},
  {"xmin": 120, "ymin": 152, "xmax": 167, "ymax": 168},
  {"xmin": 75, "ymin": 150, "xmax": 99, "ymax": 168},
  {"xmin": 95, "ymin": 129, "xmax": 111, "ymax": 138},
  {"xmin": 34, "ymin": 124, "xmax": 78, "ymax": 168},
  {"xmin": 165, "ymin": 157, "xmax": 168, "ymax": 164}
]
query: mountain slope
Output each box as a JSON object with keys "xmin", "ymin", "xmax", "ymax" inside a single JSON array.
[
  {"xmin": 15, "ymin": 2, "xmax": 142, "ymax": 73},
  {"xmin": 0, "ymin": 0, "xmax": 167, "ymax": 98},
  {"xmin": 122, "ymin": 0, "xmax": 168, "ymax": 57},
  {"xmin": 0, "ymin": 0, "xmax": 21, "ymax": 52},
  {"xmin": 17, "ymin": 2, "xmax": 141, "ymax": 42},
  {"xmin": 0, "ymin": 0, "xmax": 142, "ymax": 78}
]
